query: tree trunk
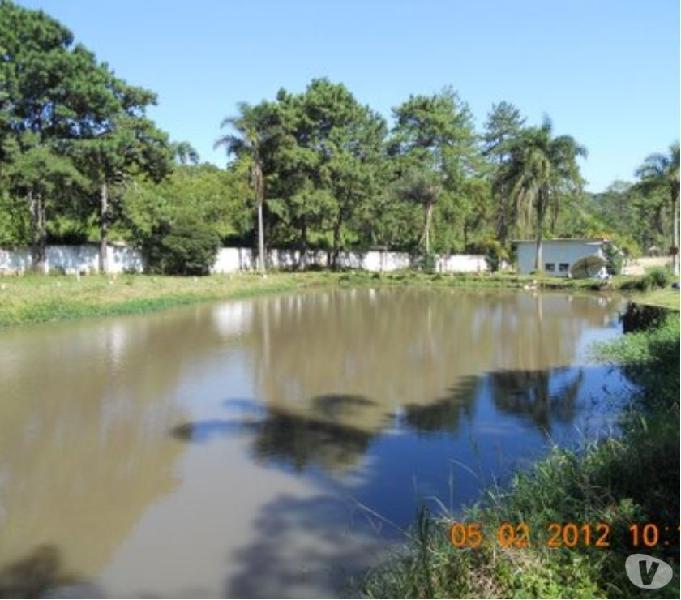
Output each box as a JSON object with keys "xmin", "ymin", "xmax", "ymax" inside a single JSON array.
[
  {"xmin": 424, "ymin": 202, "xmax": 433, "ymax": 255},
  {"xmin": 29, "ymin": 190, "xmax": 46, "ymax": 274},
  {"xmin": 672, "ymin": 185, "xmax": 679, "ymax": 276},
  {"xmin": 535, "ymin": 192, "xmax": 545, "ymax": 271},
  {"xmin": 257, "ymin": 199, "xmax": 265, "ymax": 274},
  {"xmin": 331, "ymin": 217, "xmax": 342, "ymax": 270},
  {"xmin": 496, "ymin": 188, "xmax": 509, "ymax": 244},
  {"xmin": 99, "ymin": 181, "xmax": 109, "ymax": 274},
  {"xmin": 298, "ymin": 218, "xmax": 307, "ymax": 269},
  {"xmin": 535, "ymin": 228, "xmax": 543, "ymax": 271},
  {"xmin": 655, "ymin": 203, "xmax": 664, "ymax": 237}
]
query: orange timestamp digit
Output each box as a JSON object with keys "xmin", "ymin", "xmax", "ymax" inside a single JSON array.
[
  {"xmin": 497, "ymin": 522, "xmax": 531, "ymax": 547},
  {"xmin": 546, "ymin": 522, "xmax": 611, "ymax": 548},
  {"xmin": 450, "ymin": 521, "xmax": 484, "ymax": 548}
]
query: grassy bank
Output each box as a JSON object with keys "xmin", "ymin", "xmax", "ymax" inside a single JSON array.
[
  {"xmin": 628, "ymin": 287, "xmax": 680, "ymax": 310},
  {"xmin": 0, "ymin": 269, "xmax": 676, "ymax": 328},
  {"xmin": 0, "ymin": 272, "xmax": 339, "ymax": 328},
  {"xmin": 362, "ymin": 314, "xmax": 680, "ymax": 598}
]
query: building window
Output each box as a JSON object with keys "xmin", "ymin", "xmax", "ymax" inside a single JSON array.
[
  {"xmin": 559, "ymin": 263, "xmax": 569, "ymax": 273},
  {"xmin": 545, "ymin": 263, "xmax": 555, "ymax": 272}
]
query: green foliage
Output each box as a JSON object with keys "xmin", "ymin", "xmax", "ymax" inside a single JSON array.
[
  {"xmin": 603, "ymin": 242, "xmax": 624, "ymax": 275},
  {"xmin": 646, "ymin": 266, "xmax": 671, "ymax": 289},
  {"xmin": 390, "ymin": 87, "xmax": 478, "ymax": 256},
  {"xmin": 496, "ymin": 117, "xmax": 587, "ymax": 268},
  {"xmin": 0, "ymin": 0, "xmax": 173, "ymax": 269},
  {"xmin": 122, "ymin": 163, "xmax": 251, "ymax": 244},
  {"xmin": 0, "ymin": 0, "xmax": 677, "ymax": 275},
  {"xmin": 621, "ymin": 267, "xmax": 673, "ymax": 292},
  {"xmin": 595, "ymin": 313, "xmax": 679, "ymax": 404},
  {"xmin": 0, "ymin": 192, "xmax": 29, "ymax": 245},
  {"xmin": 479, "ymin": 238, "xmax": 508, "ymax": 272},
  {"xmin": 147, "ymin": 218, "xmax": 221, "ymax": 275}
]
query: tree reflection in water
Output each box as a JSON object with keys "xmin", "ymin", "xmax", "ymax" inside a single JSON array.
[
  {"xmin": 488, "ymin": 368, "xmax": 585, "ymax": 433},
  {"xmin": 401, "ymin": 376, "xmax": 478, "ymax": 435},
  {"xmin": 173, "ymin": 364, "xmax": 589, "ymax": 472}
]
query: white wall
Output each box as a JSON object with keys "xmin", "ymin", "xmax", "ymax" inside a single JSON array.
[
  {"xmin": 212, "ymin": 248, "xmax": 488, "ymax": 274},
  {"xmin": 515, "ymin": 240, "xmax": 604, "ymax": 276},
  {"xmin": 437, "ymin": 254, "xmax": 487, "ymax": 273},
  {"xmin": 1, "ymin": 244, "xmax": 490, "ymax": 275},
  {"xmin": 0, "ymin": 244, "xmax": 144, "ymax": 274}
]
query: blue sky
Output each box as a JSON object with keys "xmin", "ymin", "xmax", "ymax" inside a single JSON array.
[{"xmin": 20, "ymin": 0, "xmax": 680, "ymax": 192}]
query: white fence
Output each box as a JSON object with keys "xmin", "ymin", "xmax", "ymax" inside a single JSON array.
[
  {"xmin": 0, "ymin": 244, "xmax": 144, "ymax": 275},
  {"xmin": 0, "ymin": 244, "xmax": 489, "ymax": 275},
  {"xmin": 211, "ymin": 247, "xmax": 488, "ymax": 274}
]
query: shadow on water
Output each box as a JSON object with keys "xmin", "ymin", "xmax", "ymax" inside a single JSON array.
[
  {"xmin": 401, "ymin": 376, "xmax": 479, "ymax": 435},
  {"xmin": 171, "ymin": 394, "xmax": 379, "ymax": 471},
  {"xmin": 213, "ymin": 369, "xmax": 624, "ymax": 598},
  {"xmin": 222, "ymin": 493, "xmax": 384, "ymax": 598},
  {"xmin": 0, "ymin": 545, "xmax": 100, "ymax": 599},
  {"xmin": 489, "ymin": 368, "xmax": 584, "ymax": 433},
  {"xmin": 251, "ymin": 406, "xmax": 375, "ymax": 471},
  {"xmin": 170, "ymin": 420, "xmax": 245, "ymax": 443},
  {"xmin": 170, "ymin": 366, "xmax": 608, "ymax": 474}
]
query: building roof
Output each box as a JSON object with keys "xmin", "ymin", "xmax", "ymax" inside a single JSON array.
[{"xmin": 511, "ymin": 238, "xmax": 607, "ymax": 245}]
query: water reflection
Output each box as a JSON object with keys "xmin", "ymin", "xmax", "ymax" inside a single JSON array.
[
  {"xmin": 252, "ymin": 405, "xmax": 376, "ymax": 471},
  {"xmin": 0, "ymin": 287, "xmax": 624, "ymax": 597},
  {"xmin": 402, "ymin": 377, "xmax": 478, "ymax": 435},
  {"xmin": 232, "ymin": 289, "xmax": 619, "ymax": 472},
  {"xmin": 0, "ymin": 314, "xmax": 209, "ymax": 583},
  {"xmin": 488, "ymin": 368, "xmax": 584, "ymax": 433}
]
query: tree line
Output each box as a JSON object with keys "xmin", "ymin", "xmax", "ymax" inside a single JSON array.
[{"xmin": 1, "ymin": 0, "xmax": 677, "ymax": 275}]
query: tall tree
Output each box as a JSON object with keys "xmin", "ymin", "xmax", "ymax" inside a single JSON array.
[
  {"xmin": 391, "ymin": 88, "xmax": 477, "ymax": 255},
  {"xmin": 298, "ymin": 79, "xmax": 387, "ymax": 267},
  {"xmin": 635, "ymin": 143, "xmax": 680, "ymax": 275},
  {"xmin": 216, "ymin": 101, "xmax": 282, "ymax": 274},
  {"xmin": 484, "ymin": 101, "xmax": 525, "ymax": 243},
  {"xmin": 6, "ymin": 144, "xmax": 85, "ymax": 271},
  {"xmin": 502, "ymin": 118, "xmax": 586, "ymax": 269},
  {"xmin": 75, "ymin": 112, "xmax": 172, "ymax": 273},
  {"xmin": 172, "ymin": 141, "xmax": 200, "ymax": 165},
  {"xmin": 0, "ymin": 0, "xmax": 172, "ymax": 272},
  {"xmin": 0, "ymin": 0, "xmax": 112, "ymax": 269}
]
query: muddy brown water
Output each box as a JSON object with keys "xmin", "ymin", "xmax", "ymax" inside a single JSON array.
[{"xmin": 0, "ymin": 287, "xmax": 626, "ymax": 597}]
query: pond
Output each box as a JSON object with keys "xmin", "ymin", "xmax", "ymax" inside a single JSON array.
[{"xmin": 0, "ymin": 287, "xmax": 626, "ymax": 597}]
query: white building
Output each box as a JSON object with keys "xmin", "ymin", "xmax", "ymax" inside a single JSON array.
[{"xmin": 513, "ymin": 238, "xmax": 606, "ymax": 276}]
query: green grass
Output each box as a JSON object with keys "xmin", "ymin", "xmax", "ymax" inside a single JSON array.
[
  {"xmin": 0, "ymin": 268, "xmax": 673, "ymax": 328},
  {"xmin": 362, "ymin": 314, "xmax": 680, "ymax": 598},
  {"xmin": 627, "ymin": 287, "xmax": 680, "ymax": 311},
  {"xmin": 0, "ymin": 272, "xmax": 341, "ymax": 328}
]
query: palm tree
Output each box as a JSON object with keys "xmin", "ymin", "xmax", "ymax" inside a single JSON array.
[
  {"xmin": 215, "ymin": 102, "xmax": 275, "ymax": 274},
  {"xmin": 502, "ymin": 118, "xmax": 586, "ymax": 269},
  {"xmin": 172, "ymin": 141, "xmax": 200, "ymax": 165},
  {"xmin": 636, "ymin": 143, "xmax": 680, "ymax": 275},
  {"xmin": 396, "ymin": 168, "xmax": 441, "ymax": 255}
]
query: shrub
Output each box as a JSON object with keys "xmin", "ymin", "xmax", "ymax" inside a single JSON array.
[
  {"xmin": 145, "ymin": 219, "xmax": 220, "ymax": 275},
  {"xmin": 481, "ymin": 240, "xmax": 509, "ymax": 272},
  {"xmin": 413, "ymin": 253, "xmax": 438, "ymax": 273},
  {"xmin": 646, "ymin": 266, "xmax": 670, "ymax": 289},
  {"xmin": 635, "ymin": 275, "xmax": 652, "ymax": 291},
  {"xmin": 620, "ymin": 268, "xmax": 671, "ymax": 292},
  {"xmin": 603, "ymin": 242, "xmax": 624, "ymax": 275}
]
